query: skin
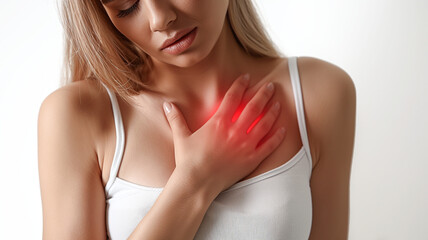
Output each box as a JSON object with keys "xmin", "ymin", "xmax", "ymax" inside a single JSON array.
[
  {"xmin": 100, "ymin": 0, "xmax": 292, "ymax": 188},
  {"xmin": 38, "ymin": 0, "xmax": 356, "ymax": 239}
]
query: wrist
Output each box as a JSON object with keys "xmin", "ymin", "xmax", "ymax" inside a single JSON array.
[{"xmin": 168, "ymin": 168, "xmax": 221, "ymax": 204}]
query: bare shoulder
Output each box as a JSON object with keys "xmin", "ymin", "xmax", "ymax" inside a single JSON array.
[
  {"xmin": 38, "ymin": 79, "xmax": 109, "ymax": 239},
  {"xmin": 39, "ymin": 79, "xmax": 109, "ymax": 122},
  {"xmin": 297, "ymin": 56, "xmax": 356, "ymax": 239},
  {"xmin": 38, "ymin": 79, "xmax": 112, "ymax": 153},
  {"xmin": 38, "ymin": 80, "xmax": 107, "ymax": 163},
  {"xmin": 296, "ymin": 56, "xmax": 356, "ymax": 167},
  {"xmin": 297, "ymin": 56, "xmax": 356, "ymax": 98}
]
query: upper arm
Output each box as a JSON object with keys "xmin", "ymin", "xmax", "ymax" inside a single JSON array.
[
  {"xmin": 38, "ymin": 86, "xmax": 107, "ymax": 239},
  {"xmin": 299, "ymin": 57, "xmax": 356, "ymax": 239}
]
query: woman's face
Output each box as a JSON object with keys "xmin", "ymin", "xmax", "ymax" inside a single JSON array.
[{"xmin": 102, "ymin": 0, "xmax": 229, "ymax": 68}]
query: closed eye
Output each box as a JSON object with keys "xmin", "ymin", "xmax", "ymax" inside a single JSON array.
[{"xmin": 117, "ymin": 0, "xmax": 140, "ymax": 18}]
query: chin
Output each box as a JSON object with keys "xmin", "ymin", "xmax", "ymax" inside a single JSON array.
[
  {"xmin": 164, "ymin": 48, "xmax": 212, "ymax": 68},
  {"xmin": 172, "ymin": 57, "xmax": 203, "ymax": 68}
]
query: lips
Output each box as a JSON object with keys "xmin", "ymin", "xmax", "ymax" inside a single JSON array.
[{"xmin": 160, "ymin": 27, "xmax": 196, "ymax": 50}]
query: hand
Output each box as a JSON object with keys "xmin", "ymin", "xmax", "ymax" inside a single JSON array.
[{"xmin": 163, "ymin": 74, "xmax": 286, "ymax": 194}]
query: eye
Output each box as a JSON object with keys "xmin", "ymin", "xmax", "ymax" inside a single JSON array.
[{"xmin": 117, "ymin": 0, "xmax": 140, "ymax": 18}]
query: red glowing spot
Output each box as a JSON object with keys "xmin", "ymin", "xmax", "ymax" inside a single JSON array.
[
  {"xmin": 205, "ymin": 98, "xmax": 266, "ymax": 134},
  {"xmin": 246, "ymin": 112, "xmax": 264, "ymax": 134},
  {"xmin": 231, "ymin": 103, "xmax": 245, "ymax": 123}
]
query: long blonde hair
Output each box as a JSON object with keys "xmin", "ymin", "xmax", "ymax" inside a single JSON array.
[{"xmin": 59, "ymin": 0, "xmax": 282, "ymax": 100}]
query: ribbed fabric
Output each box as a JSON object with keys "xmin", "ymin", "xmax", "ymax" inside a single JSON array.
[{"xmin": 103, "ymin": 56, "xmax": 313, "ymax": 239}]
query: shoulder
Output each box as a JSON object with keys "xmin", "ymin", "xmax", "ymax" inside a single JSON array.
[
  {"xmin": 297, "ymin": 56, "xmax": 356, "ymax": 96},
  {"xmin": 296, "ymin": 56, "xmax": 356, "ymax": 117},
  {"xmin": 38, "ymin": 80, "xmax": 110, "ymax": 238},
  {"xmin": 296, "ymin": 56, "xmax": 356, "ymax": 239},
  {"xmin": 38, "ymin": 79, "xmax": 112, "ymax": 131},
  {"xmin": 39, "ymin": 79, "xmax": 109, "ymax": 119},
  {"xmin": 38, "ymin": 79, "xmax": 113, "ymax": 166},
  {"xmin": 296, "ymin": 56, "xmax": 356, "ymax": 166}
]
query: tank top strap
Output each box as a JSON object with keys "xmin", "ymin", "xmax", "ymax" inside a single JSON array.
[
  {"xmin": 288, "ymin": 56, "xmax": 313, "ymax": 176},
  {"xmin": 101, "ymin": 83, "xmax": 126, "ymax": 193}
]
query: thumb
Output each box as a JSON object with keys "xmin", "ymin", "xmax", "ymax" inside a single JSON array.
[{"xmin": 163, "ymin": 102, "xmax": 191, "ymax": 139}]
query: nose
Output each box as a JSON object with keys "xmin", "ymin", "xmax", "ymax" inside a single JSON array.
[{"xmin": 145, "ymin": 0, "xmax": 176, "ymax": 32}]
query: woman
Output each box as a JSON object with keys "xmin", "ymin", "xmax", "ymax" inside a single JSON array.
[{"xmin": 38, "ymin": 0, "xmax": 356, "ymax": 239}]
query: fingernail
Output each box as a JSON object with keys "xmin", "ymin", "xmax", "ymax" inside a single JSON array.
[
  {"xmin": 267, "ymin": 82, "xmax": 274, "ymax": 92},
  {"xmin": 274, "ymin": 102, "xmax": 280, "ymax": 111},
  {"xmin": 242, "ymin": 73, "xmax": 250, "ymax": 84},
  {"xmin": 163, "ymin": 102, "xmax": 171, "ymax": 114}
]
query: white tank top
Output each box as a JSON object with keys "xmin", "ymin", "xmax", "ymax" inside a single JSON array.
[{"xmin": 103, "ymin": 57, "xmax": 313, "ymax": 239}]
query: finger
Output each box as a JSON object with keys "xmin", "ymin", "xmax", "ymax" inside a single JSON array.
[
  {"xmin": 235, "ymin": 82, "xmax": 275, "ymax": 133},
  {"xmin": 253, "ymin": 127, "xmax": 286, "ymax": 162},
  {"xmin": 247, "ymin": 101, "xmax": 281, "ymax": 140},
  {"xmin": 215, "ymin": 74, "xmax": 250, "ymax": 122},
  {"xmin": 163, "ymin": 102, "xmax": 191, "ymax": 140}
]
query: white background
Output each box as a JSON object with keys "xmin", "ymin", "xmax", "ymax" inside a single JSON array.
[{"xmin": 0, "ymin": 0, "xmax": 427, "ymax": 239}]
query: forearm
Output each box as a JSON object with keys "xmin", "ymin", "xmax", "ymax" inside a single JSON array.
[{"xmin": 128, "ymin": 170, "xmax": 218, "ymax": 240}]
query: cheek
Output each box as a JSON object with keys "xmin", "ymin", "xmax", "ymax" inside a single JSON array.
[
  {"xmin": 193, "ymin": 0, "xmax": 229, "ymax": 23},
  {"xmin": 198, "ymin": 0, "xmax": 229, "ymax": 45},
  {"xmin": 111, "ymin": 18, "xmax": 152, "ymax": 48},
  {"xmin": 113, "ymin": 19, "xmax": 167, "ymax": 61},
  {"xmin": 198, "ymin": 0, "xmax": 229, "ymax": 43}
]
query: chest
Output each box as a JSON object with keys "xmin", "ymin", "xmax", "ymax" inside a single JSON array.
[{"xmin": 101, "ymin": 74, "xmax": 304, "ymax": 189}]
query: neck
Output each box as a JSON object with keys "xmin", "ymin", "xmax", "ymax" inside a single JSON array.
[
  {"xmin": 140, "ymin": 18, "xmax": 280, "ymax": 130},
  {"xmin": 149, "ymin": 19, "xmax": 275, "ymax": 99}
]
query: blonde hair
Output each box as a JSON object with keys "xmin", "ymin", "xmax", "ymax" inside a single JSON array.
[{"xmin": 59, "ymin": 0, "xmax": 282, "ymax": 100}]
